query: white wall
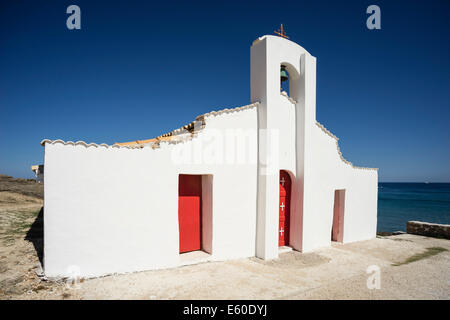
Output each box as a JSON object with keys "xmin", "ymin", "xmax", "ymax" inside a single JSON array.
[
  {"xmin": 250, "ymin": 35, "xmax": 378, "ymax": 255},
  {"xmin": 44, "ymin": 35, "xmax": 378, "ymax": 278},
  {"xmin": 301, "ymin": 124, "xmax": 378, "ymax": 252},
  {"xmin": 201, "ymin": 175, "xmax": 213, "ymax": 254},
  {"xmin": 44, "ymin": 107, "xmax": 258, "ymax": 278}
]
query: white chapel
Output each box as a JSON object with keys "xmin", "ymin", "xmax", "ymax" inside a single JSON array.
[{"xmin": 39, "ymin": 33, "xmax": 378, "ymax": 278}]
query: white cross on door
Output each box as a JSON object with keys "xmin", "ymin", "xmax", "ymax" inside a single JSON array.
[
  {"xmin": 280, "ymin": 202, "xmax": 285, "ymax": 211},
  {"xmin": 279, "ymin": 227, "xmax": 284, "ymax": 236},
  {"xmin": 280, "ymin": 177, "xmax": 285, "ymax": 186}
]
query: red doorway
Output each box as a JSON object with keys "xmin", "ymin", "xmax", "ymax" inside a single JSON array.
[
  {"xmin": 331, "ymin": 189, "xmax": 345, "ymax": 242},
  {"xmin": 178, "ymin": 175, "xmax": 202, "ymax": 253},
  {"xmin": 279, "ymin": 170, "xmax": 291, "ymax": 247}
]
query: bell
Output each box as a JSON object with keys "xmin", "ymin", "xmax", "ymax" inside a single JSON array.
[{"xmin": 280, "ymin": 65, "xmax": 289, "ymax": 82}]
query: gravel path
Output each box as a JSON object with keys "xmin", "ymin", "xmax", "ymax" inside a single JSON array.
[{"xmin": 0, "ymin": 177, "xmax": 448, "ymax": 300}]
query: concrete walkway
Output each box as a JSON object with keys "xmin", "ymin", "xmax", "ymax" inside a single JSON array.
[{"xmin": 19, "ymin": 233, "xmax": 449, "ymax": 300}]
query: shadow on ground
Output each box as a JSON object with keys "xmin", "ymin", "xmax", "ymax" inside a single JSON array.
[
  {"xmin": 250, "ymin": 250, "xmax": 331, "ymax": 269},
  {"xmin": 25, "ymin": 207, "xmax": 43, "ymax": 267}
]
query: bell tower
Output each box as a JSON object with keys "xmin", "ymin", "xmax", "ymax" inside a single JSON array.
[{"xmin": 251, "ymin": 34, "xmax": 317, "ymax": 259}]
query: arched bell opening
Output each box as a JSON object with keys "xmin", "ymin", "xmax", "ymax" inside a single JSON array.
[
  {"xmin": 279, "ymin": 62, "xmax": 300, "ymax": 101},
  {"xmin": 280, "ymin": 65, "xmax": 290, "ymax": 96}
]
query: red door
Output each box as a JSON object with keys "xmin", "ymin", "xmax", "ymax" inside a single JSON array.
[
  {"xmin": 178, "ymin": 175, "xmax": 202, "ymax": 253},
  {"xmin": 331, "ymin": 189, "xmax": 345, "ymax": 242},
  {"xmin": 279, "ymin": 170, "xmax": 291, "ymax": 246}
]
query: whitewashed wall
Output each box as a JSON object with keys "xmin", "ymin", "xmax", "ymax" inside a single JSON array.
[
  {"xmin": 301, "ymin": 124, "xmax": 378, "ymax": 252},
  {"xmin": 44, "ymin": 107, "xmax": 258, "ymax": 278},
  {"xmin": 44, "ymin": 35, "xmax": 378, "ymax": 278},
  {"xmin": 251, "ymin": 35, "xmax": 378, "ymax": 255}
]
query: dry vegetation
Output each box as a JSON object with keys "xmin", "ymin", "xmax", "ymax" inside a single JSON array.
[
  {"xmin": 0, "ymin": 174, "xmax": 43, "ymax": 199},
  {"xmin": 392, "ymin": 247, "xmax": 448, "ymax": 266},
  {"xmin": 0, "ymin": 175, "xmax": 62, "ymax": 299}
]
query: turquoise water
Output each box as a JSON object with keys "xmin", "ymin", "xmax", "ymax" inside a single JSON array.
[{"xmin": 378, "ymin": 183, "xmax": 450, "ymax": 232}]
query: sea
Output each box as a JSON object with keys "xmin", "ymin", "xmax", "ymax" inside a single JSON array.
[{"xmin": 377, "ymin": 183, "xmax": 450, "ymax": 233}]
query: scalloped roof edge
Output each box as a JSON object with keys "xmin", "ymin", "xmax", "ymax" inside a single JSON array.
[
  {"xmin": 40, "ymin": 102, "xmax": 260, "ymax": 149},
  {"xmin": 315, "ymin": 121, "xmax": 378, "ymax": 171},
  {"xmin": 39, "ymin": 102, "xmax": 377, "ymax": 171},
  {"xmin": 40, "ymin": 139, "xmax": 138, "ymax": 149}
]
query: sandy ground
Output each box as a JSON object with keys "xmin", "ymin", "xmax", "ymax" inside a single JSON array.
[{"xmin": 0, "ymin": 175, "xmax": 449, "ymax": 300}]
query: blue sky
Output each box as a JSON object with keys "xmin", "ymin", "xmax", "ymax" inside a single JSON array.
[{"xmin": 0, "ymin": 0, "xmax": 449, "ymax": 182}]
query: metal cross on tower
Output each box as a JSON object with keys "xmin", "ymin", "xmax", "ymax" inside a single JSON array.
[{"xmin": 274, "ymin": 24, "xmax": 289, "ymax": 39}]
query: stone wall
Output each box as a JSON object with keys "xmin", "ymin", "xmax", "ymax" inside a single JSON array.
[{"xmin": 406, "ymin": 221, "xmax": 450, "ymax": 239}]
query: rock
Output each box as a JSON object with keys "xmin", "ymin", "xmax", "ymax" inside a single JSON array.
[{"xmin": 406, "ymin": 221, "xmax": 450, "ymax": 239}]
